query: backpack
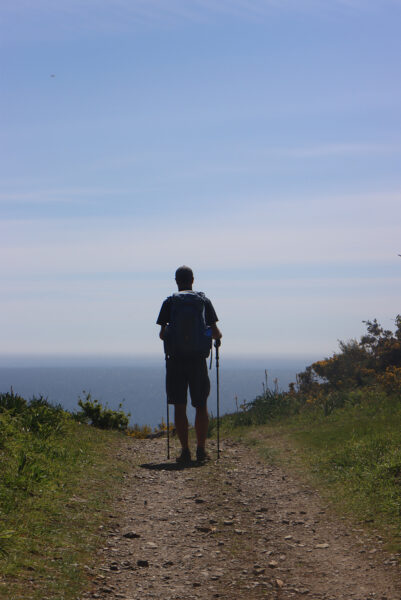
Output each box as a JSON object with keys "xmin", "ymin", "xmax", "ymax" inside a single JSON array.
[{"xmin": 163, "ymin": 291, "xmax": 212, "ymax": 359}]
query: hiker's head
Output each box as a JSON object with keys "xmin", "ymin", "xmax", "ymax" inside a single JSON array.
[{"xmin": 175, "ymin": 265, "xmax": 194, "ymax": 290}]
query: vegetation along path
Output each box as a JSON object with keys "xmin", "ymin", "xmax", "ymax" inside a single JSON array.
[{"xmin": 82, "ymin": 437, "xmax": 401, "ymax": 600}]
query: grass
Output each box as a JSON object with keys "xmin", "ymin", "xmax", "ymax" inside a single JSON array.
[
  {"xmin": 0, "ymin": 398, "xmax": 129, "ymax": 600},
  {"xmin": 219, "ymin": 389, "xmax": 401, "ymax": 553}
]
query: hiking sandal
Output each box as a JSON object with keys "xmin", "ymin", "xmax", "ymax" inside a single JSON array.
[
  {"xmin": 196, "ymin": 447, "xmax": 210, "ymax": 463},
  {"xmin": 176, "ymin": 448, "xmax": 192, "ymax": 464}
]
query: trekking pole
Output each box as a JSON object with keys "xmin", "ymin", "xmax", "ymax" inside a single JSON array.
[
  {"xmin": 165, "ymin": 354, "xmax": 170, "ymax": 460},
  {"xmin": 215, "ymin": 339, "xmax": 221, "ymax": 460},
  {"xmin": 166, "ymin": 398, "xmax": 170, "ymax": 460}
]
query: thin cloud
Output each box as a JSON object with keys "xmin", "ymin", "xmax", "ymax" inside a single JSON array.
[
  {"xmin": 273, "ymin": 143, "xmax": 401, "ymax": 159},
  {"xmin": 1, "ymin": 213, "xmax": 399, "ymax": 277},
  {"xmin": 1, "ymin": 0, "xmax": 399, "ymax": 41},
  {"xmin": 1, "ymin": 141, "xmax": 398, "ymax": 210},
  {"xmin": 0, "ymin": 187, "xmax": 133, "ymax": 204}
]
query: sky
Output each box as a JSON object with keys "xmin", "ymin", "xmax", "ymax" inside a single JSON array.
[{"xmin": 1, "ymin": 0, "xmax": 401, "ymax": 362}]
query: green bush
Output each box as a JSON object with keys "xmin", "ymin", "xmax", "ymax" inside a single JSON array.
[
  {"xmin": 77, "ymin": 392, "xmax": 130, "ymax": 431},
  {"xmin": 22, "ymin": 396, "xmax": 66, "ymax": 438},
  {"xmin": 0, "ymin": 390, "xmax": 27, "ymax": 414},
  {"xmin": 222, "ymin": 387, "xmax": 306, "ymax": 430}
]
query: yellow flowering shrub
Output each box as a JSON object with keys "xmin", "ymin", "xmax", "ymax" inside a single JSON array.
[
  {"xmin": 377, "ymin": 366, "xmax": 401, "ymax": 394},
  {"xmin": 126, "ymin": 424, "xmax": 152, "ymax": 439}
]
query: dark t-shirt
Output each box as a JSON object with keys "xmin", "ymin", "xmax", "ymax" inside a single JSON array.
[{"xmin": 156, "ymin": 291, "xmax": 218, "ymax": 327}]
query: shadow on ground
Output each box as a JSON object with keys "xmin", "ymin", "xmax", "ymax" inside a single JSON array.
[{"xmin": 139, "ymin": 461, "xmax": 205, "ymax": 471}]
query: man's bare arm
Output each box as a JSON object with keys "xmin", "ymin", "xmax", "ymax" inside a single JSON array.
[
  {"xmin": 159, "ymin": 325, "xmax": 166, "ymax": 340},
  {"xmin": 211, "ymin": 323, "xmax": 222, "ymax": 340}
]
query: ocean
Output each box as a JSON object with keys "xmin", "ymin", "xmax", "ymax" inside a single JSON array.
[{"xmin": 0, "ymin": 355, "xmax": 313, "ymax": 429}]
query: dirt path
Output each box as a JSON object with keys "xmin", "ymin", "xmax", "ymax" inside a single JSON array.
[{"xmin": 82, "ymin": 437, "xmax": 401, "ymax": 600}]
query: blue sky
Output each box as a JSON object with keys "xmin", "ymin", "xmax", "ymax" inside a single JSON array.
[{"xmin": 1, "ymin": 0, "xmax": 401, "ymax": 360}]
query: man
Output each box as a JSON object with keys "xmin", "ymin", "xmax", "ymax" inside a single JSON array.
[{"xmin": 157, "ymin": 266, "xmax": 222, "ymax": 464}]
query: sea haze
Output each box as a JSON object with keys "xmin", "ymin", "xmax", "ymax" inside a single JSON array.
[{"xmin": 0, "ymin": 355, "xmax": 315, "ymax": 428}]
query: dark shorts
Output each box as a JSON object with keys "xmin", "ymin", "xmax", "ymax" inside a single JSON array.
[{"xmin": 166, "ymin": 357, "xmax": 210, "ymax": 407}]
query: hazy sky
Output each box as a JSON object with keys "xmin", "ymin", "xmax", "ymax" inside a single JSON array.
[{"xmin": 1, "ymin": 0, "xmax": 401, "ymax": 360}]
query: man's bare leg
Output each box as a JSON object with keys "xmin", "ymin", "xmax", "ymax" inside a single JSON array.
[
  {"xmin": 195, "ymin": 405, "xmax": 209, "ymax": 449},
  {"xmin": 174, "ymin": 404, "xmax": 189, "ymax": 449}
]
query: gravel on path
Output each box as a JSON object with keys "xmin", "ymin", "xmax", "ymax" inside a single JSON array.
[{"xmin": 81, "ymin": 437, "xmax": 401, "ymax": 600}]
